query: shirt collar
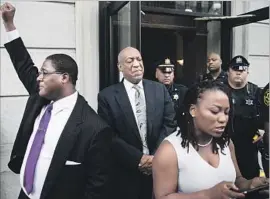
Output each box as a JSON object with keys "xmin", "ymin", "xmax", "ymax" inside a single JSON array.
[
  {"xmin": 50, "ymin": 91, "xmax": 78, "ymax": 114},
  {"xmin": 123, "ymin": 79, "xmax": 143, "ymax": 91}
]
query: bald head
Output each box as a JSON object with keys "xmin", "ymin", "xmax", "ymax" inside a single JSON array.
[
  {"xmin": 117, "ymin": 47, "xmax": 144, "ymax": 84},
  {"xmin": 208, "ymin": 52, "xmax": 221, "ymax": 60},
  {"xmin": 118, "ymin": 47, "xmax": 141, "ymax": 63}
]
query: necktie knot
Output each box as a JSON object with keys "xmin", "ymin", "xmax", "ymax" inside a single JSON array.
[
  {"xmin": 133, "ymin": 85, "xmax": 141, "ymax": 98},
  {"xmin": 46, "ymin": 103, "xmax": 53, "ymax": 112},
  {"xmin": 133, "ymin": 84, "xmax": 140, "ymax": 91}
]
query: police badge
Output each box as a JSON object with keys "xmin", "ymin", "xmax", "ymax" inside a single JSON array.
[
  {"xmin": 173, "ymin": 94, "xmax": 179, "ymax": 100},
  {"xmin": 245, "ymin": 99, "xmax": 253, "ymax": 105},
  {"xmin": 236, "ymin": 57, "xmax": 242, "ymax": 63}
]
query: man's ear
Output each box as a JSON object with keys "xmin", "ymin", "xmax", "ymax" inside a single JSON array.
[
  {"xmin": 61, "ymin": 73, "xmax": 69, "ymax": 84},
  {"xmin": 189, "ymin": 104, "xmax": 196, "ymax": 118},
  {"xmin": 118, "ymin": 63, "xmax": 122, "ymax": 72}
]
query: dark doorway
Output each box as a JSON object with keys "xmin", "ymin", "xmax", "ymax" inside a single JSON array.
[
  {"xmin": 141, "ymin": 27, "xmax": 186, "ymax": 84},
  {"xmin": 141, "ymin": 28, "xmax": 177, "ymax": 81},
  {"xmin": 99, "ymin": 1, "xmax": 235, "ymax": 89}
]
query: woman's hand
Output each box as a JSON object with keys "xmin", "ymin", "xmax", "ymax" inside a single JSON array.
[
  {"xmin": 207, "ymin": 181, "xmax": 245, "ymax": 199},
  {"xmin": 249, "ymin": 177, "xmax": 269, "ymax": 197},
  {"xmin": 249, "ymin": 177, "xmax": 269, "ymax": 188}
]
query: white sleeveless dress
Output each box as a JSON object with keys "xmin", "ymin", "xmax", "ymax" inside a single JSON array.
[{"xmin": 164, "ymin": 131, "xmax": 236, "ymax": 193}]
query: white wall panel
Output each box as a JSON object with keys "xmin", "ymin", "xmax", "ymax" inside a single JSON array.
[
  {"xmin": 249, "ymin": 0, "xmax": 269, "ymax": 12},
  {"xmin": 0, "ymin": 1, "xmax": 75, "ymax": 48},
  {"xmin": 0, "ymin": 171, "xmax": 20, "ymax": 199},
  {"xmin": 75, "ymin": 1, "xmax": 99, "ymax": 110},
  {"xmin": 248, "ymin": 56, "xmax": 269, "ymax": 87},
  {"xmin": 248, "ymin": 23, "xmax": 269, "ymax": 56},
  {"xmin": 0, "ymin": 97, "xmax": 28, "ymax": 145},
  {"xmin": 0, "ymin": 144, "xmax": 14, "ymax": 172}
]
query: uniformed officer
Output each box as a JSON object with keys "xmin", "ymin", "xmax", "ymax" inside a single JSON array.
[
  {"xmin": 260, "ymin": 82, "xmax": 269, "ymax": 177},
  {"xmin": 198, "ymin": 52, "xmax": 227, "ymax": 83},
  {"xmin": 227, "ymin": 55, "xmax": 263, "ymax": 180},
  {"xmin": 155, "ymin": 58, "xmax": 187, "ymax": 121}
]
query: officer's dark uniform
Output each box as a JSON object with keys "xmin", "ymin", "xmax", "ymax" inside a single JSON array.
[
  {"xmin": 260, "ymin": 83, "xmax": 269, "ymax": 124},
  {"xmin": 259, "ymin": 83, "xmax": 269, "ymax": 177},
  {"xmin": 198, "ymin": 70, "xmax": 228, "ymax": 84},
  {"xmin": 227, "ymin": 56, "xmax": 262, "ymax": 180},
  {"xmin": 156, "ymin": 59, "xmax": 188, "ymax": 121}
]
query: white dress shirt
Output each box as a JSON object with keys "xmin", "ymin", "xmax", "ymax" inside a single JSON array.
[
  {"xmin": 5, "ymin": 28, "xmax": 20, "ymax": 42},
  {"xmin": 5, "ymin": 29, "xmax": 78, "ymax": 198},
  {"xmin": 20, "ymin": 92, "xmax": 78, "ymax": 199},
  {"xmin": 123, "ymin": 79, "xmax": 149, "ymax": 154}
]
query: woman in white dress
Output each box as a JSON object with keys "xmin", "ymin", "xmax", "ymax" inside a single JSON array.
[{"xmin": 153, "ymin": 80, "xmax": 269, "ymax": 199}]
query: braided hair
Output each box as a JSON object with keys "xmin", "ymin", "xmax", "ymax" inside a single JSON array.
[{"xmin": 177, "ymin": 80, "xmax": 233, "ymax": 154}]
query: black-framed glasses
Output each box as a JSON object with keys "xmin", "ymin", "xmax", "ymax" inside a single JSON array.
[{"xmin": 38, "ymin": 71, "xmax": 64, "ymax": 77}]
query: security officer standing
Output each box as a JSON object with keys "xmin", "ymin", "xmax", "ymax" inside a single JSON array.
[
  {"xmin": 155, "ymin": 58, "xmax": 187, "ymax": 121},
  {"xmin": 227, "ymin": 55, "xmax": 262, "ymax": 180},
  {"xmin": 198, "ymin": 52, "xmax": 227, "ymax": 83},
  {"xmin": 260, "ymin": 82, "xmax": 269, "ymax": 177}
]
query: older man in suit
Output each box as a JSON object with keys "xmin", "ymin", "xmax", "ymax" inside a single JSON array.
[
  {"xmin": 1, "ymin": 2, "xmax": 112, "ymax": 199},
  {"xmin": 98, "ymin": 47, "xmax": 176, "ymax": 199}
]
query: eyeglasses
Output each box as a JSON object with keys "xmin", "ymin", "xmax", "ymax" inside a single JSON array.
[{"xmin": 38, "ymin": 71, "xmax": 64, "ymax": 77}]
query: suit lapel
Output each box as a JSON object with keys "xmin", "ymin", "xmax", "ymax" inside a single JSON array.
[
  {"xmin": 114, "ymin": 83, "xmax": 142, "ymax": 142},
  {"xmin": 21, "ymin": 96, "xmax": 50, "ymax": 153},
  {"xmin": 40, "ymin": 95, "xmax": 85, "ymax": 199},
  {"xmin": 143, "ymin": 80, "xmax": 155, "ymax": 136}
]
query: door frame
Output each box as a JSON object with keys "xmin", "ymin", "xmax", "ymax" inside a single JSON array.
[
  {"xmin": 220, "ymin": 6, "xmax": 269, "ymax": 70},
  {"xmin": 99, "ymin": 1, "xmax": 141, "ymax": 90},
  {"xmin": 99, "ymin": 1, "xmax": 233, "ymax": 89}
]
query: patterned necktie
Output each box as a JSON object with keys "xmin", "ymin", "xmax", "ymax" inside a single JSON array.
[
  {"xmin": 133, "ymin": 85, "xmax": 149, "ymax": 154},
  {"xmin": 24, "ymin": 103, "xmax": 53, "ymax": 194}
]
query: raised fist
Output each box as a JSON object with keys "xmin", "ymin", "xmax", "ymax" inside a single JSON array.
[{"xmin": 0, "ymin": 2, "xmax": 15, "ymax": 24}]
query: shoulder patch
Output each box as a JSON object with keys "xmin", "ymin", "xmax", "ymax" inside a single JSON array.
[{"xmin": 264, "ymin": 88, "xmax": 269, "ymax": 107}]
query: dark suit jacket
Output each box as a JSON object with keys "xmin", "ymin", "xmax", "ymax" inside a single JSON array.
[
  {"xmin": 5, "ymin": 38, "xmax": 112, "ymax": 199},
  {"xmin": 97, "ymin": 79, "xmax": 176, "ymax": 199}
]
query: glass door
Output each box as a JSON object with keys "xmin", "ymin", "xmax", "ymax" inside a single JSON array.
[
  {"xmin": 99, "ymin": 1, "xmax": 141, "ymax": 90},
  {"xmin": 110, "ymin": 2, "xmax": 141, "ymax": 81}
]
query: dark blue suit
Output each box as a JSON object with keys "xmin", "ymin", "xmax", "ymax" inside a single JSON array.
[{"xmin": 98, "ymin": 79, "xmax": 176, "ymax": 199}]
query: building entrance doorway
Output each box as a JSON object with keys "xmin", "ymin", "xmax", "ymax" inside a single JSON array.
[{"xmin": 141, "ymin": 28, "xmax": 179, "ymax": 82}]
